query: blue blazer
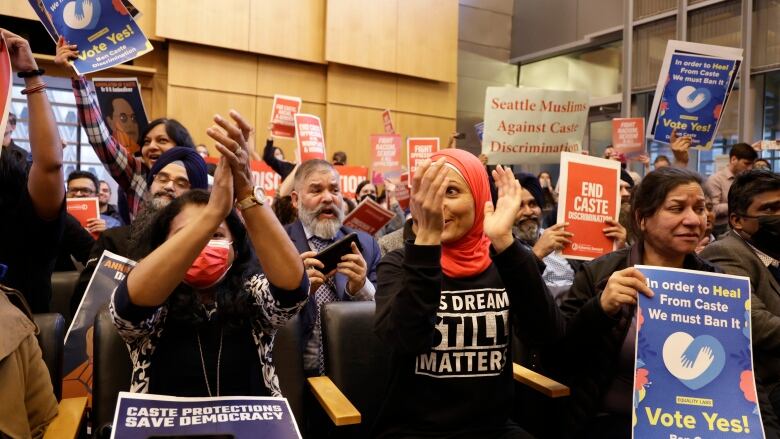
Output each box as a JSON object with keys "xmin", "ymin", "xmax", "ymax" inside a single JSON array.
[{"xmin": 284, "ymin": 220, "xmax": 381, "ymax": 345}]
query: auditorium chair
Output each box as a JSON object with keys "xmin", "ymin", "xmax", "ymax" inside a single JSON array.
[
  {"xmin": 33, "ymin": 313, "xmax": 66, "ymax": 401},
  {"xmin": 91, "ymin": 308, "xmax": 307, "ymax": 436},
  {"xmin": 307, "ymin": 301, "xmax": 570, "ymax": 438},
  {"xmin": 50, "ymin": 271, "xmax": 79, "ymax": 325}
]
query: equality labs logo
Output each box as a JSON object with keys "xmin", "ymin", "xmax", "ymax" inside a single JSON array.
[
  {"xmin": 662, "ymin": 331, "xmax": 726, "ymax": 390},
  {"xmin": 676, "ymin": 86, "xmax": 712, "ymax": 113},
  {"xmin": 63, "ymin": 0, "xmax": 102, "ymax": 30}
]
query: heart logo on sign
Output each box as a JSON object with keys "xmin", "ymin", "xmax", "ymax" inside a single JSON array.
[
  {"xmin": 662, "ymin": 332, "xmax": 726, "ymax": 390},
  {"xmin": 63, "ymin": 0, "xmax": 102, "ymax": 31},
  {"xmin": 676, "ymin": 86, "xmax": 712, "ymax": 113}
]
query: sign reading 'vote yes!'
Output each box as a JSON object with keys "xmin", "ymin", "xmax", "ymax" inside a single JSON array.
[{"xmin": 633, "ymin": 266, "xmax": 763, "ymax": 439}]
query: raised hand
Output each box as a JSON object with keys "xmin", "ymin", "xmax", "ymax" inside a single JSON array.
[
  {"xmin": 207, "ymin": 110, "xmax": 254, "ymax": 199},
  {"xmin": 86, "ymin": 217, "xmax": 107, "ymax": 234},
  {"xmin": 484, "ymin": 165, "xmax": 521, "ymax": 252},
  {"xmin": 533, "ymin": 223, "xmax": 573, "ymax": 259},
  {"xmin": 1, "ymin": 29, "xmax": 38, "ymax": 72},
  {"xmin": 53, "ymin": 35, "xmax": 79, "ymax": 77},
  {"xmin": 670, "ymin": 128, "xmax": 691, "ymax": 166},
  {"xmin": 207, "ymin": 157, "xmax": 235, "ymax": 220},
  {"xmin": 411, "ymin": 158, "xmax": 449, "ymax": 245},
  {"xmin": 603, "ymin": 218, "xmax": 627, "ymax": 249},
  {"xmin": 600, "ymin": 267, "xmax": 654, "ymax": 316}
]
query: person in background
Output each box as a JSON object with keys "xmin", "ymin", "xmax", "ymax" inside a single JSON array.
[
  {"xmin": 754, "ymin": 158, "xmax": 772, "ymax": 172},
  {"xmin": 700, "ymin": 170, "xmax": 780, "ymax": 428},
  {"xmin": 2, "ymin": 112, "xmax": 29, "ymax": 166},
  {"xmin": 196, "ymin": 144, "xmax": 210, "ymax": 159},
  {"xmin": 67, "ymin": 170, "xmax": 121, "ymax": 231},
  {"xmin": 696, "ymin": 196, "xmax": 717, "ymax": 253},
  {"xmin": 706, "ymin": 142, "xmax": 758, "ymax": 236},
  {"xmin": 552, "ymin": 167, "xmax": 717, "ymax": 438},
  {"xmin": 0, "ymin": 29, "xmax": 66, "ymax": 313},
  {"xmin": 537, "ymin": 171, "xmax": 558, "ymax": 225},
  {"xmin": 98, "ymin": 180, "xmax": 124, "ymax": 225},
  {"xmin": 56, "ymin": 37, "xmax": 198, "ymax": 220},
  {"xmin": 332, "ymin": 151, "xmax": 347, "ymax": 166},
  {"xmin": 261, "ymin": 124, "xmax": 295, "ymax": 180},
  {"xmin": 355, "ymin": 180, "xmax": 405, "ymax": 237},
  {"xmin": 653, "ymin": 155, "xmax": 671, "ymax": 169}
]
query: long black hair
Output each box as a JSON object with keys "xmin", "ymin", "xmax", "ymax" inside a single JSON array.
[{"xmin": 146, "ymin": 189, "xmax": 257, "ymax": 327}]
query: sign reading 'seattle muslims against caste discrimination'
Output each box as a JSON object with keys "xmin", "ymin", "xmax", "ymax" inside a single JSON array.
[{"xmin": 482, "ymin": 86, "xmax": 589, "ymax": 164}]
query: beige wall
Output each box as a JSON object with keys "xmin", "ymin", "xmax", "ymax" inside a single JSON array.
[{"xmin": 2, "ymin": 0, "xmax": 457, "ymax": 169}]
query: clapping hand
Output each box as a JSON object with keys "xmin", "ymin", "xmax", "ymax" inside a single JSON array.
[
  {"xmin": 411, "ymin": 158, "xmax": 449, "ymax": 245},
  {"xmin": 484, "ymin": 165, "xmax": 521, "ymax": 253}
]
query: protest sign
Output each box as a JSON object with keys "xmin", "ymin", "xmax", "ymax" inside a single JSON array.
[
  {"xmin": 482, "ymin": 86, "xmax": 588, "ymax": 164},
  {"xmin": 556, "ymin": 153, "xmax": 620, "ymax": 260},
  {"xmin": 28, "ymin": 0, "xmax": 153, "ymax": 75},
  {"xmin": 382, "ymin": 109, "xmax": 395, "ymax": 134},
  {"xmin": 343, "ymin": 197, "xmax": 396, "ymax": 235},
  {"xmin": 612, "ymin": 118, "xmax": 645, "ymax": 155},
  {"xmin": 647, "ymin": 41, "xmax": 742, "ymax": 149},
  {"xmin": 63, "ymin": 251, "xmax": 135, "ymax": 405},
  {"xmin": 758, "ymin": 140, "xmax": 780, "ymax": 150},
  {"xmin": 93, "ymin": 77, "xmax": 148, "ymax": 155},
  {"xmin": 270, "ymin": 94, "xmax": 301, "ymax": 138},
  {"xmin": 407, "ymin": 137, "xmax": 439, "ymax": 177},
  {"xmin": 204, "ymin": 157, "xmax": 281, "ymax": 201},
  {"xmin": 294, "ymin": 113, "xmax": 326, "ymax": 162},
  {"xmin": 395, "ymin": 173, "xmax": 410, "ymax": 211},
  {"xmin": 337, "ymin": 165, "xmax": 369, "ymax": 199},
  {"xmin": 0, "ymin": 36, "xmax": 11, "ymax": 147},
  {"xmin": 111, "ymin": 392, "xmax": 302, "ymax": 439},
  {"xmin": 633, "ymin": 266, "xmax": 763, "ymax": 438},
  {"xmin": 67, "ymin": 197, "xmax": 101, "ymax": 239},
  {"xmin": 371, "ymin": 134, "xmax": 402, "ymax": 184}
]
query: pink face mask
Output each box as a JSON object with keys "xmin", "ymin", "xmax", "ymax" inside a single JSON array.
[{"xmin": 183, "ymin": 240, "xmax": 232, "ymax": 289}]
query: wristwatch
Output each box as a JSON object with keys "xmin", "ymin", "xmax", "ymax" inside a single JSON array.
[{"xmin": 236, "ymin": 186, "xmax": 265, "ymax": 211}]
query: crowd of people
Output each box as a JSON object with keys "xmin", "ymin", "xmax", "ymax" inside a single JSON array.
[{"xmin": 1, "ymin": 29, "xmax": 780, "ymax": 439}]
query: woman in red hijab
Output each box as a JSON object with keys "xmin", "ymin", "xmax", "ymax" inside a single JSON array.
[{"xmin": 374, "ymin": 149, "xmax": 564, "ymax": 438}]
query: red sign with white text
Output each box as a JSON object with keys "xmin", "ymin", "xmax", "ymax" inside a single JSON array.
[
  {"xmin": 343, "ymin": 197, "xmax": 396, "ymax": 235},
  {"xmin": 556, "ymin": 153, "xmax": 621, "ymax": 260},
  {"xmin": 0, "ymin": 36, "xmax": 12, "ymax": 146},
  {"xmin": 407, "ymin": 137, "xmax": 439, "ymax": 178},
  {"xmin": 67, "ymin": 198, "xmax": 101, "ymax": 239},
  {"xmin": 294, "ymin": 113, "xmax": 326, "ymax": 162},
  {"xmin": 270, "ymin": 94, "xmax": 301, "ymax": 138},
  {"xmin": 395, "ymin": 173, "xmax": 410, "ymax": 211},
  {"xmin": 337, "ymin": 166, "xmax": 369, "ymax": 199},
  {"xmin": 371, "ymin": 134, "xmax": 402, "ymax": 184},
  {"xmin": 382, "ymin": 109, "xmax": 395, "ymax": 134},
  {"xmin": 611, "ymin": 117, "xmax": 645, "ymax": 154}
]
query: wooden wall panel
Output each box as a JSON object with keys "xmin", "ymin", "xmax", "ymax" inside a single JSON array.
[
  {"xmin": 397, "ymin": 76, "xmax": 457, "ymax": 118},
  {"xmin": 325, "ymin": 0, "xmax": 397, "ymax": 73},
  {"xmin": 255, "ymin": 97, "xmax": 326, "ymax": 161},
  {"xmin": 131, "ymin": 0, "xmax": 162, "ymax": 41},
  {"xmin": 396, "ymin": 0, "xmax": 458, "ymax": 82},
  {"xmin": 157, "ymin": 0, "xmax": 250, "ymax": 51},
  {"xmin": 395, "ymin": 112, "xmax": 456, "ymax": 154},
  {"xmin": 325, "ymin": 104, "xmax": 386, "ymax": 168},
  {"xmin": 256, "ymin": 56, "xmax": 327, "ymax": 103},
  {"xmin": 169, "ymin": 43, "xmax": 257, "ymax": 95},
  {"xmin": 327, "ymin": 64, "xmax": 397, "ymax": 110},
  {"xmin": 166, "ymin": 87, "xmax": 256, "ymax": 149},
  {"xmin": 1, "ymin": 2, "xmax": 36, "ymax": 20},
  {"xmin": 249, "ymin": 0, "xmax": 325, "ymax": 63}
]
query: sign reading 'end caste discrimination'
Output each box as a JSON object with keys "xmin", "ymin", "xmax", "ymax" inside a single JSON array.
[{"xmin": 482, "ymin": 86, "xmax": 589, "ymax": 164}]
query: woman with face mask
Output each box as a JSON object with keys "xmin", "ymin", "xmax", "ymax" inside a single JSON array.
[
  {"xmin": 109, "ymin": 113, "xmax": 308, "ymax": 398},
  {"xmin": 374, "ymin": 150, "xmax": 563, "ymax": 438},
  {"xmin": 355, "ymin": 180, "xmax": 406, "ymax": 238}
]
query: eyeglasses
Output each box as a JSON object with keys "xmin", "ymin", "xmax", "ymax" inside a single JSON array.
[
  {"xmin": 67, "ymin": 187, "xmax": 96, "ymax": 196},
  {"xmin": 153, "ymin": 173, "xmax": 191, "ymax": 190}
]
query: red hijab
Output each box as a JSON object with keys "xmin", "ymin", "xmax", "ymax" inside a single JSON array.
[{"xmin": 430, "ymin": 149, "xmax": 492, "ymax": 278}]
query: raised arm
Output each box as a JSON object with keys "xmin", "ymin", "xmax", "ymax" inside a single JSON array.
[
  {"xmin": 3, "ymin": 30, "xmax": 64, "ymax": 220},
  {"xmin": 55, "ymin": 37, "xmax": 141, "ymax": 191},
  {"xmin": 126, "ymin": 159, "xmax": 234, "ymax": 307},
  {"xmin": 208, "ymin": 111, "xmax": 304, "ymax": 291}
]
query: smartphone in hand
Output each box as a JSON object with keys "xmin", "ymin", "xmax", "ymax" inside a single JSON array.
[{"xmin": 313, "ymin": 233, "xmax": 363, "ymax": 274}]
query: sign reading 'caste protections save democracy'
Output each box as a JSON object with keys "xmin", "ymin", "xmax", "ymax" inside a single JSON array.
[
  {"xmin": 28, "ymin": 0, "xmax": 153, "ymax": 75},
  {"xmin": 633, "ymin": 266, "xmax": 763, "ymax": 439},
  {"xmin": 270, "ymin": 95, "xmax": 301, "ymax": 138},
  {"xmin": 294, "ymin": 113, "xmax": 325, "ymax": 162},
  {"xmin": 648, "ymin": 41, "xmax": 742, "ymax": 149},
  {"xmin": 111, "ymin": 393, "xmax": 302, "ymax": 439},
  {"xmin": 482, "ymin": 86, "xmax": 589, "ymax": 164},
  {"xmin": 556, "ymin": 153, "xmax": 621, "ymax": 260}
]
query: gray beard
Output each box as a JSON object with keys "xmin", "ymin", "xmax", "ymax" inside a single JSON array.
[
  {"xmin": 513, "ymin": 219, "xmax": 540, "ymax": 245},
  {"xmin": 298, "ymin": 202, "xmax": 343, "ymax": 240}
]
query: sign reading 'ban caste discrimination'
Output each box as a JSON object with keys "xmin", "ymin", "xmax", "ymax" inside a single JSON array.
[{"xmin": 482, "ymin": 86, "xmax": 589, "ymax": 164}]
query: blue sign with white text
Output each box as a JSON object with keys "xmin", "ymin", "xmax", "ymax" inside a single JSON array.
[
  {"xmin": 110, "ymin": 393, "xmax": 302, "ymax": 439},
  {"xmin": 28, "ymin": 0, "xmax": 152, "ymax": 75},
  {"xmin": 652, "ymin": 53, "xmax": 738, "ymax": 149},
  {"xmin": 633, "ymin": 266, "xmax": 763, "ymax": 438}
]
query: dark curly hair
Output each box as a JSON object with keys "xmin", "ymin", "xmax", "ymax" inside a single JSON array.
[{"xmin": 146, "ymin": 189, "xmax": 257, "ymax": 328}]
